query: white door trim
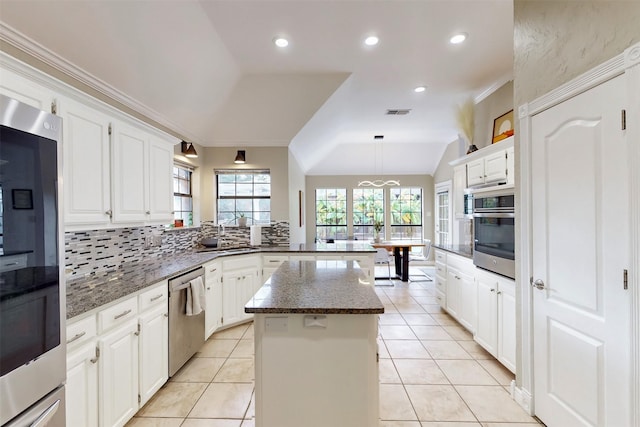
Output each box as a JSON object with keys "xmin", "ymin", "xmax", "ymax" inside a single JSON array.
[{"xmin": 517, "ymin": 42, "xmax": 640, "ymax": 423}]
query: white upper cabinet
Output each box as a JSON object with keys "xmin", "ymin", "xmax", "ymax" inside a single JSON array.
[
  {"xmin": 1, "ymin": 53, "xmax": 178, "ymax": 230},
  {"xmin": 58, "ymin": 95, "xmax": 112, "ymax": 226},
  {"xmin": 112, "ymin": 121, "xmax": 149, "ymax": 223},
  {"xmin": 467, "ymin": 150, "xmax": 507, "ymax": 187},
  {"xmin": 451, "ymin": 136, "xmax": 514, "ymax": 191},
  {"xmin": 147, "ymin": 137, "xmax": 174, "ymax": 222}
]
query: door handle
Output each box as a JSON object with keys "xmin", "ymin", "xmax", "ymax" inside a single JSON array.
[
  {"xmin": 530, "ymin": 277, "xmax": 545, "ymax": 290},
  {"xmin": 30, "ymin": 399, "xmax": 60, "ymax": 427}
]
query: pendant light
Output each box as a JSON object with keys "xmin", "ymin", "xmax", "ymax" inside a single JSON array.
[
  {"xmin": 181, "ymin": 141, "xmax": 198, "ymax": 158},
  {"xmin": 358, "ymin": 135, "xmax": 400, "ymax": 187},
  {"xmin": 234, "ymin": 150, "xmax": 246, "ymax": 164}
]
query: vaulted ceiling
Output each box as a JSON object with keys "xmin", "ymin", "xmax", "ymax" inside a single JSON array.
[{"xmin": 0, "ymin": 0, "xmax": 513, "ymax": 175}]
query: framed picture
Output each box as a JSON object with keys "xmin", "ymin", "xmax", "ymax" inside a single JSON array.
[
  {"xmin": 12, "ymin": 189, "xmax": 33, "ymax": 209},
  {"xmin": 492, "ymin": 109, "xmax": 514, "ymax": 143},
  {"xmin": 298, "ymin": 190, "xmax": 304, "ymax": 227}
]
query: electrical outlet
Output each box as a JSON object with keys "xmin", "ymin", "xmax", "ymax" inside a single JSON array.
[
  {"xmin": 153, "ymin": 234, "xmax": 162, "ymax": 246},
  {"xmin": 144, "ymin": 236, "xmax": 153, "ymax": 248}
]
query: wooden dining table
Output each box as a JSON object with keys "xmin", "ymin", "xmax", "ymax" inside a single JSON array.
[{"xmin": 370, "ymin": 240, "xmax": 426, "ymax": 282}]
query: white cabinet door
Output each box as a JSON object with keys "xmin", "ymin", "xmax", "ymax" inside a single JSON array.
[
  {"xmin": 497, "ymin": 278, "xmax": 516, "ymax": 373},
  {"xmin": 466, "ymin": 159, "xmax": 485, "ymax": 187},
  {"xmin": 99, "ymin": 320, "xmax": 139, "ymax": 427},
  {"xmin": 458, "ymin": 270, "xmax": 477, "ymax": 333},
  {"xmin": 204, "ymin": 261, "xmax": 222, "ymax": 339},
  {"xmin": 445, "ymin": 268, "xmax": 460, "ymax": 318},
  {"xmin": 474, "ymin": 273, "xmax": 498, "ymax": 356},
  {"xmin": 0, "ymin": 67, "xmax": 52, "ymax": 110},
  {"xmin": 111, "ymin": 121, "xmax": 148, "ymax": 224},
  {"xmin": 58, "ymin": 95, "xmax": 112, "ymax": 226},
  {"xmin": 453, "ymin": 165, "xmax": 467, "ymax": 220},
  {"xmin": 138, "ymin": 304, "xmax": 168, "ymax": 406},
  {"xmin": 147, "ymin": 137, "xmax": 174, "ymax": 223},
  {"xmin": 483, "ymin": 150, "xmax": 507, "ymax": 183},
  {"xmin": 66, "ymin": 342, "xmax": 99, "ymax": 427},
  {"xmin": 222, "ymin": 273, "xmax": 241, "ymax": 326},
  {"xmin": 506, "ymin": 146, "xmax": 515, "ymax": 185}
]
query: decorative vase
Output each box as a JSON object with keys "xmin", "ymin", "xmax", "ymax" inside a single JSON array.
[{"xmin": 238, "ymin": 217, "xmax": 247, "ymax": 227}]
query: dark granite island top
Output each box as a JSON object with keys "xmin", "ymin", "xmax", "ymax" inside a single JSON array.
[{"xmin": 245, "ymin": 260, "xmax": 384, "ymax": 314}]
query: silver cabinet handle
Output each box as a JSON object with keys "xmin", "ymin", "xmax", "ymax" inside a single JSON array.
[
  {"xmin": 31, "ymin": 399, "xmax": 60, "ymax": 427},
  {"xmin": 206, "ymin": 287, "xmax": 211, "ymax": 290},
  {"xmin": 150, "ymin": 294, "xmax": 164, "ymax": 302},
  {"xmin": 114, "ymin": 309, "xmax": 132, "ymax": 320},
  {"xmin": 490, "ymin": 288, "xmax": 496, "ymax": 292},
  {"xmin": 164, "ymin": 313, "xmax": 169, "ymax": 318},
  {"xmin": 90, "ymin": 347, "xmax": 99, "ymax": 364},
  {"xmin": 146, "ymin": 211, "xmax": 151, "ymax": 215},
  {"xmin": 454, "ymin": 275, "xmax": 461, "ymax": 280},
  {"xmin": 105, "ymin": 210, "xmax": 112, "ymax": 217},
  {"xmin": 66, "ymin": 331, "xmax": 86, "ymax": 344},
  {"xmin": 497, "ymin": 291, "xmax": 502, "ymax": 295},
  {"xmin": 3, "ymin": 262, "xmax": 19, "ymax": 266}
]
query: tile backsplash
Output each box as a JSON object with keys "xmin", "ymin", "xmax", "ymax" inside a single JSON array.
[{"xmin": 65, "ymin": 221, "xmax": 290, "ymax": 279}]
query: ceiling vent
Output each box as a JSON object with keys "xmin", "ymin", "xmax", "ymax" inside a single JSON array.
[{"xmin": 386, "ymin": 109, "xmax": 411, "ymax": 115}]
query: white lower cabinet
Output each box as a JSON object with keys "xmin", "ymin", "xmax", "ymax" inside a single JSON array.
[
  {"xmin": 138, "ymin": 304, "xmax": 169, "ymax": 406},
  {"xmin": 66, "ymin": 281, "xmax": 169, "ymax": 427},
  {"xmin": 221, "ymin": 255, "xmax": 261, "ymax": 327},
  {"xmin": 443, "ymin": 253, "xmax": 476, "ymax": 333},
  {"xmin": 66, "ymin": 338, "xmax": 99, "ymax": 427},
  {"xmin": 474, "ymin": 269, "xmax": 516, "ymax": 373},
  {"xmin": 99, "ymin": 319, "xmax": 139, "ymax": 427},
  {"xmin": 204, "ymin": 260, "xmax": 223, "ymax": 339}
]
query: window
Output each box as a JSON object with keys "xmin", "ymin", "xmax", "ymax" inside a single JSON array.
[
  {"xmin": 352, "ymin": 188, "xmax": 384, "ymax": 240},
  {"xmin": 315, "ymin": 188, "xmax": 347, "ymax": 240},
  {"xmin": 390, "ymin": 187, "xmax": 422, "ymax": 240},
  {"xmin": 173, "ymin": 165, "xmax": 193, "ymax": 226},
  {"xmin": 434, "ymin": 182, "xmax": 452, "ymax": 245},
  {"xmin": 216, "ymin": 170, "xmax": 270, "ymax": 225}
]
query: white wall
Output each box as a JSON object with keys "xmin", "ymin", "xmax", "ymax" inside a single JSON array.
[
  {"xmin": 305, "ymin": 174, "xmax": 434, "ymax": 246},
  {"xmin": 288, "ymin": 151, "xmax": 306, "ymax": 244},
  {"xmin": 198, "ymin": 146, "xmax": 289, "ymax": 223}
]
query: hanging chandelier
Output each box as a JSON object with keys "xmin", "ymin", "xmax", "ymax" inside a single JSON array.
[{"xmin": 358, "ymin": 135, "xmax": 400, "ymax": 187}]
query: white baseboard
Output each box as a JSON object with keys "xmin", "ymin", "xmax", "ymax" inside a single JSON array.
[{"xmin": 511, "ymin": 381, "xmax": 534, "ymax": 416}]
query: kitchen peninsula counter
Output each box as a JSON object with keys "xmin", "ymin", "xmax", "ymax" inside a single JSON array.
[
  {"xmin": 247, "ymin": 260, "xmax": 382, "ymax": 427},
  {"xmin": 66, "ymin": 243, "xmax": 375, "ymax": 320}
]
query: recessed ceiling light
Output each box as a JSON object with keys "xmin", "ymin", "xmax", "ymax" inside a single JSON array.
[
  {"xmin": 414, "ymin": 86, "xmax": 426, "ymax": 93},
  {"xmin": 273, "ymin": 37, "xmax": 289, "ymax": 48},
  {"xmin": 364, "ymin": 36, "xmax": 379, "ymax": 46},
  {"xmin": 450, "ymin": 33, "xmax": 467, "ymax": 44}
]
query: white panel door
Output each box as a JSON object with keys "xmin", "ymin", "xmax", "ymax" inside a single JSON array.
[
  {"xmin": 531, "ymin": 74, "xmax": 630, "ymax": 426},
  {"xmin": 66, "ymin": 342, "xmax": 98, "ymax": 427}
]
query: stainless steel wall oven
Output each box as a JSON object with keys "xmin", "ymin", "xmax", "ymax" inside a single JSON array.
[
  {"xmin": 472, "ymin": 191, "xmax": 515, "ymax": 279},
  {"xmin": 0, "ymin": 95, "xmax": 65, "ymax": 426}
]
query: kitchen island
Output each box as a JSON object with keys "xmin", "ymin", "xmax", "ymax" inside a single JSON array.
[{"xmin": 245, "ymin": 260, "xmax": 383, "ymax": 427}]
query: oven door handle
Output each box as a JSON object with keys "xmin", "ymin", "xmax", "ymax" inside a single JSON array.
[
  {"xmin": 472, "ymin": 212, "xmax": 515, "ymax": 218},
  {"xmin": 30, "ymin": 399, "xmax": 60, "ymax": 427}
]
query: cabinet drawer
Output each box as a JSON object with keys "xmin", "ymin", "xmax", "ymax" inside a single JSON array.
[
  {"xmin": 0, "ymin": 253, "xmax": 28, "ymax": 272},
  {"xmin": 435, "ymin": 261, "xmax": 446, "ymax": 278},
  {"xmin": 98, "ymin": 297, "xmax": 138, "ymax": 333},
  {"xmin": 262, "ymin": 255, "xmax": 288, "ymax": 268},
  {"xmin": 138, "ymin": 282, "xmax": 168, "ymax": 312},
  {"xmin": 436, "ymin": 291, "xmax": 446, "ymax": 309},
  {"xmin": 204, "ymin": 261, "xmax": 221, "ymax": 276},
  {"xmin": 434, "ymin": 250, "xmax": 447, "ymax": 264},
  {"xmin": 67, "ymin": 315, "xmax": 97, "ymax": 348},
  {"xmin": 435, "ymin": 275, "xmax": 446, "ymax": 294},
  {"xmin": 223, "ymin": 255, "xmax": 261, "ymax": 271}
]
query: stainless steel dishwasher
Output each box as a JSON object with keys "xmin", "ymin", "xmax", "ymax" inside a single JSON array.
[{"xmin": 168, "ymin": 267, "xmax": 205, "ymax": 376}]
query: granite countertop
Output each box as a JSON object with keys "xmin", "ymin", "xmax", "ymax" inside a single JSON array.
[
  {"xmin": 432, "ymin": 243, "xmax": 473, "ymax": 259},
  {"xmin": 260, "ymin": 241, "xmax": 375, "ymax": 253},
  {"xmin": 245, "ymin": 260, "xmax": 384, "ymax": 315},
  {"xmin": 66, "ymin": 243, "xmax": 377, "ymax": 320}
]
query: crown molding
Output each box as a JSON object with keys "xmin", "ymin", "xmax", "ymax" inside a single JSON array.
[
  {"xmin": 474, "ymin": 72, "xmax": 513, "ymax": 104},
  {"xmin": 0, "ymin": 21, "xmax": 198, "ymax": 143}
]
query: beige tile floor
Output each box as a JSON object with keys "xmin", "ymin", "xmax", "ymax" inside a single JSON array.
[{"xmin": 127, "ymin": 267, "xmax": 543, "ymax": 427}]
